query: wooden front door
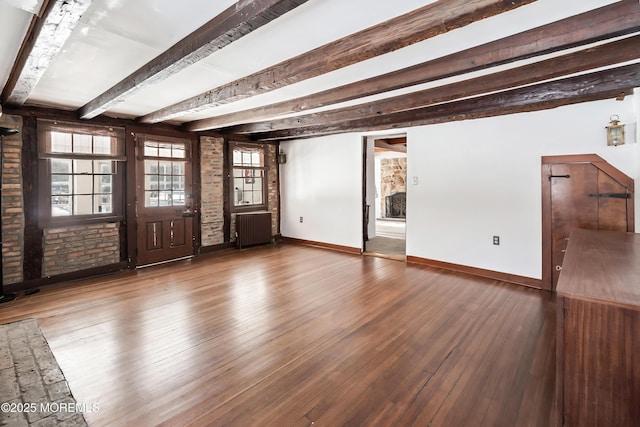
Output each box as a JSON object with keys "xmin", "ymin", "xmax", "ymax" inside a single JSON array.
[
  {"xmin": 135, "ymin": 134, "xmax": 195, "ymax": 265},
  {"xmin": 543, "ymin": 155, "xmax": 634, "ymax": 290}
]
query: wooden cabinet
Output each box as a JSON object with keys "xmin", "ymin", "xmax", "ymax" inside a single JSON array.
[{"xmin": 556, "ymin": 229, "xmax": 640, "ymax": 426}]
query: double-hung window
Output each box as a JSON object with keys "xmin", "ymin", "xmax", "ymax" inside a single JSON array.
[
  {"xmin": 38, "ymin": 120, "xmax": 125, "ymax": 226},
  {"xmin": 230, "ymin": 142, "xmax": 267, "ymax": 212}
]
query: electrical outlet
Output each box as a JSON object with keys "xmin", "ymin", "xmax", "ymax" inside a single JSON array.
[
  {"xmin": 299, "ymin": 216, "xmax": 303, "ymax": 223},
  {"xmin": 493, "ymin": 236, "xmax": 500, "ymax": 245}
]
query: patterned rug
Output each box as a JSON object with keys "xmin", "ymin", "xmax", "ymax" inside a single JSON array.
[{"xmin": 0, "ymin": 319, "xmax": 88, "ymax": 426}]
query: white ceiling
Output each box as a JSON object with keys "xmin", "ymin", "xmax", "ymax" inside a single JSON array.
[{"xmin": 0, "ymin": 0, "xmax": 629, "ymax": 126}]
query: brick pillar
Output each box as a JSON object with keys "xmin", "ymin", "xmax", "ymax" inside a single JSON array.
[
  {"xmin": 0, "ymin": 114, "xmax": 25, "ymax": 285},
  {"xmin": 200, "ymin": 136, "xmax": 225, "ymax": 246}
]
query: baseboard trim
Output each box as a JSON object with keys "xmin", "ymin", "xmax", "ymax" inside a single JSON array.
[
  {"xmin": 199, "ymin": 242, "xmax": 236, "ymax": 254},
  {"xmin": 4, "ymin": 261, "xmax": 130, "ymax": 294},
  {"xmin": 281, "ymin": 237, "xmax": 362, "ymax": 255},
  {"xmin": 406, "ymin": 256, "xmax": 543, "ymax": 289}
]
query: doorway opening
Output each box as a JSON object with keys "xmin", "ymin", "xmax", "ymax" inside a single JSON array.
[{"xmin": 363, "ymin": 135, "xmax": 406, "ymax": 260}]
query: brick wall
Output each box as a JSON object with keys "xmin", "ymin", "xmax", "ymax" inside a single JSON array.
[
  {"xmin": 266, "ymin": 144, "xmax": 279, "ymax": 236},
  {"xmin": 0, "ymin": 115, "xmax": 24, "ymax": 285},
  {"xmin": 42, "ymin": 223, "xmax": 120, "ymax": 277},
  {"xmin": 200, "ymin": 136, "xmax": 225, "ymax": 246}
]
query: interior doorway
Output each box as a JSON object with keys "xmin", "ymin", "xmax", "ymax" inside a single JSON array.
[{"xmin": 363, "ymin": 135, "xmax": 407, "ymax": 260}]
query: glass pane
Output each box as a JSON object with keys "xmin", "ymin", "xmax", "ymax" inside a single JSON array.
[
  {"xmin": 145, "ymin": 174, "xmax": 158, "ymax": 191},
  {"xmin": 50, "ymin": 132, "xmax": 72, "ymax": 153},
  {"xmin": 251, "ymin": 151, "xmax": 262, "ymax": 166},
  {"xmin": 159, "ymin": 161, "xmax": 172, "ymax": 175},
  {"xmin": 252, "ymin": 190, "xmax": 263, "ymax": 205},
  {"xmin": 145, "ymin": 160, "xmax": 158, "ymax": 174},
  {"xmin": 74, "ymin": 174, "xmax": 93, "ymax": 194},
  {"xmin": 145, "ymin": 191, "xmax": 158, "ymax": 207},
  {"xmin": 94, "ymin": 136, "xmax": 112, "ymax": 154},
  {"xmin": 144, "ymin": 142, "xmax": 158, "ymax": 157},
  {"xmin": 158, "ymin": 175, "xmax": 171, "ymax": 190},
  {"xmin": 51, "ymin": 176, "xmax": 71, "ymax": 195},
  {"xmin": 172, "ymin": 176, "xmax": 185, "ymax": 191},
  {"xmin": 96, "ymin": 194, "xmax": 112, "ymax": 214},
  {"xmin": 73, "ymin": 195, "xmax": 93, "ymax": 215},
  {"xmin": 242, "ymin": 152, "xmax": 251, "ymax": 165},
  {"xmin": 172, "ymin": 161, "xmax": 185, "ymax": 175},
  {"xmin": 52, "ymin": 196, "xmax": 71, "ymax": 216},
  {"xmin": 51, "ymin": 159, "xmax": 71, "ymax": 173},
  {"xmin": 173, "ymin": 146, "xmax": 185, "ymax": 158},
  {"xmin": 172, "ymin": 191, "xmax": 185, "ymax": 206},
  {"xmin": 95, "ymin": 175, "xmax": 112, "ymax": 194},
  {"xmin": 74, "ymin": 159, "xmax": 93, "ymax": 174},
  {"xmin": 233, "ymin": 150, "xmax": 242, "ymax": 165},
  {"xmin": 74, "ymin": 134, "xmax": 92, "ymax": 154},
  {"xmin": 95, "ymin": 160, "xmax": 113, "ymax": 174},
  {"xmin": 158, "ymin": 143, "xmax": 172, "ymax": 158},
  {"xmin": 158, "ymin": 191, "xmax": 171, "ymax": 206}
]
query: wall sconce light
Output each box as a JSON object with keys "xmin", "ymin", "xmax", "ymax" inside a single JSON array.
[
  {"xmin": 278, "ymin": 149, "xmax": 287, "ymax": 164},
  {"xmin": 606, "ymin": 115, "xmax": 625, "ymax": 146}
]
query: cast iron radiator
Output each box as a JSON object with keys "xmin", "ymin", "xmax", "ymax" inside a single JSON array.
[{"xmin": 236, "ymin": 212, "xmax": 272, "ymax": 249}]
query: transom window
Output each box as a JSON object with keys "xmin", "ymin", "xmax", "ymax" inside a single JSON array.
[
  {"xmin": 231, "ymin": 143, "xmax": 267, "ymax": 211},
  {"xmin": 142, "ymin": 140, "xmax": 188, "ymax": 207},
  {"xmin": 38, "ymin": 120, "xmax": 124, "ymax": 226}
]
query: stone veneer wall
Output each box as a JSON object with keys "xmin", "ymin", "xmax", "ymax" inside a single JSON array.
[
  {"xmin": 42, "ymin": 223, "xmax": 120, "ymax": 277},
  {"xmin": 200, "ymin": 136, "xmax": 225, "ymax": 246},
  {"xmin": 379, "ymin": 157, "xmax": 407, "ymax": 218},
  {"xmin": 0, "ymin": 114, "xmax": 24, "ymax": 285}
]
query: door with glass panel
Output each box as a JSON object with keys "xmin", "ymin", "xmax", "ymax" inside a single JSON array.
[{"xmin": 135, "ymin": 134, "xmax": 194, "ymax": 265}]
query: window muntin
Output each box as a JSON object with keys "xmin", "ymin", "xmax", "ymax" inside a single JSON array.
[
  {"xmin": 231, "ymin": 143, "xmax": 267, "ymax": 210},
  {"xmin": 38, "ymin": 120, "xmax": 124, "ymax": 226},
  {"xmin": 50, "ymin": 159, "xmax": 115, "ymax": 216},
  {"xmin": 142, "ymin": 140, "xmax": 187, "ymax": 207}
]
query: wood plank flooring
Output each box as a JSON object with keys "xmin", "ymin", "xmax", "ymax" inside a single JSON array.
[{"xmin": 0, "ymin": 244, "xmax": 557, "ymax": 426}]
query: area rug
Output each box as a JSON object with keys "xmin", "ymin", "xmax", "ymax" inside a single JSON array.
[{"xmin": 0, "ymin": 319, "xmax": 88, "ymax": 426}]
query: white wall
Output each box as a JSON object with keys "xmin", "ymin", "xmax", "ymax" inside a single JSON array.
[
  {"xmin": 406, "ymin": 98, "xmax": 638, "ymax": 280},
  {"xmin": 279, "ymin": 98, "xmax": 638, "ymax": 280},
  {"xmin": 279, "ymin": 134, "xmax": 363, "ymax": 249}
]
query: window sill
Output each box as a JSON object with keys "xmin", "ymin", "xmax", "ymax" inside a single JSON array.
[{"xmin": 40, "ymin": 215, "xmax": 123, "ymax": 229}]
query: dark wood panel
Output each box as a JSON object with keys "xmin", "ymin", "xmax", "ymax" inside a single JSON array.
[
  {"xmin": 0, "ymin": 244, "xmax": 557, "ymax": 426},
  {"xmin": 186, "ymin": 0, "xmax": 640, "ymax": 132},
  {"xmin": 557, "ymin": 230, "xmax": 640, "ymax": 426},
  {"xmin": 141, "ymin": 0, "xmax": 535, "ymax": 123},
  {"xmin": 222, "ymin": 35, "xmax": 640, "ymax": 135},
  {"xmin": 248, "ymin": 64, "xmax": 640, "ymax": 140},
  {"xmin": 561, "ymin": 297, "xmax": 640, "ymax": 427},
  {"xmin": 557, "ymin": 229, "xmax": 640, "ymax": 308},
  {"xmin": 550, "ymin": 164, "xmax": 598, "ymax": 288},
  {"xmin": 597, "ymin": 170, "xmax": 629, "ymax": 232},
  {"xmin": 79, "ymin": 0, "xmax": 310, "ymax": 119}
]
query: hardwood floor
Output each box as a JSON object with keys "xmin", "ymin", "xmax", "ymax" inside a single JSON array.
[{"xmin": 0, "ymin": 244, "xmax": 557, "ymax": 426}]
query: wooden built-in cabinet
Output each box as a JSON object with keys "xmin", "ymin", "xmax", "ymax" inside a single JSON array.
[{"xmin": 556, "ymin": 229, "xmax": 640, "ymax": 427}]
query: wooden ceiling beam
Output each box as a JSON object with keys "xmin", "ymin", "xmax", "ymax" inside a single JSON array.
[
  {"xmin": 222, "ymin": 35, "xmax": 640, "ymax": 135},
  {"xmin": 140, "ymin": 0, "xmax": 536, "ymax": 124},
  {"xmin": 245, "ymin": 63, "xmax": 640, "ymax": 141},
  {"xmin": 2, "ymin": 0, "xmax": 93, "ymax": 106},
  {"xmin": 186, "ymin": 0, "xmax": 640, "ymax": 132},
  {"xmin": 78, "ymin": 0, "xmax": 309, "ymax": 119}
]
